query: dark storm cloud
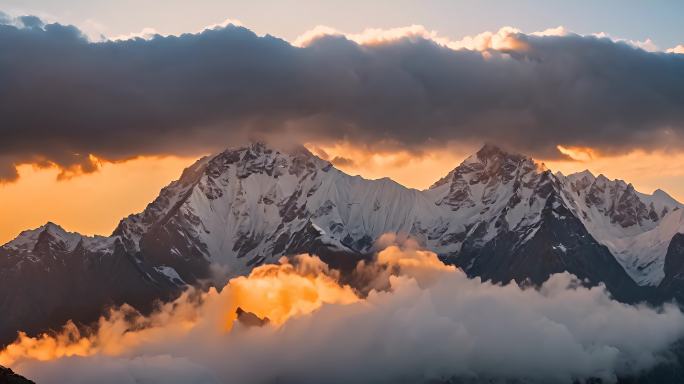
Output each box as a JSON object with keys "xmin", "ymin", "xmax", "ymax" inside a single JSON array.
[
  {"xmin": 1, "ymin": 15, "xmax": 684, "ymax": 180},
  {"xmin": 331, "ymin": 156, "xmax": 356, "ymax": 168}
]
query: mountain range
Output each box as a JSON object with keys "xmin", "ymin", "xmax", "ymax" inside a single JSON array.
[{"xmin": 2, "ymin": 142, "xmax": 684, "ymax": 345}]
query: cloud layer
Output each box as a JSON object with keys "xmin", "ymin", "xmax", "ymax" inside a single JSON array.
[
  {"xmin": 1, "ymin": 13, "xmax": 684, "ymax": 181},
  {"xmin": 3, "ymin": 243, "xmax": 684, "ymax": 384}
]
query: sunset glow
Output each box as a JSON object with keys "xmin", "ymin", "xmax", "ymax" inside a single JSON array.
[
  {"xmin": 2, "ymin": 2, "xmax": 684, "ymax": 383},
  {"xmin": 0, "ymin": 254, "xmax": 362, "ymax": 367},
  {"xmin": 556, "ymin": 145, "xmax": 597, "ymax": 162},
  {"xmin": 2, "ymin": 145, "xmax": 683, "ymax": 244},
  {"xmin": 0, "ymin": 156, "xmax": 199, "ymax": 244}
]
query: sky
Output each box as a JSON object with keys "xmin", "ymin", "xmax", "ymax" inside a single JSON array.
[
  {"xmin": 1, "ymin": 0, "xmax": 683, "ymax": 49},
  {"xmin": 1, "ymin": 0, "xmax": 684, "ymax": 243}
]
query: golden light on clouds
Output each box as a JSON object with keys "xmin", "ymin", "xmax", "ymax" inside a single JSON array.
[
  {"xmin": 556, "ymin": 145, "xmax": 596, "ymax": 162},
  {"xmin": 0, "ymin": 254, "xmax": 360, "ymax": 367},
  {"xmin": 0, "ymin": 243, "xmax": 456, "ymax": 368}
]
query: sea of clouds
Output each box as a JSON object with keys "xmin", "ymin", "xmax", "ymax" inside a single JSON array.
[{"xmin": 4, "ymin": 237, "xmax": 684, "ymax": 384}]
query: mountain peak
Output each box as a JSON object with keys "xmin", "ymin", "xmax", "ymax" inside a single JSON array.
[
  {"xmin": 216, "ymin": 141, "xmax": 272, "ymax": 158},
  {"xmin": 43, "ymin": 221, "xmax": 66, "ymax": 233},
  {"xmin": 0, "ymin": 221, "xmax": 83, "ymax": 254},
  {"xmin": 651, "ymin": 189, "xmax": 682, "ymax": 207},
  {"xmin": 475, "ymin": 143, "xmax": 526, "ymax": 162},
  {"xmin": 471, "ymin": 143, "xmax": 534, "ymax": 172},
  {"xmin": 570, "ymin": 169, "xmax": 596, "ymax": 181},
  {"xmin": 429, "ymin": 143, "xmax": 535, "ymax": 190},
  {"xmin": 232, "ymin": 141, "xmax": 316, "ymax": 158},
  {"xmin": 35, "ymin": 222, "xmax": 82, "ymax": 252},
  {"xmin": 210, "ymin": 141, "xmax": 325, "ymax": 172}
]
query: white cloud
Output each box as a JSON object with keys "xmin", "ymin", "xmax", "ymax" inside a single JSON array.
[
  {"xmin": 294, "ymin": 24, "xmax": 451, "ymax": 48},
  {"xmin": 592, "ymin": 32, "xmax": 660, "ymax": 52},
  {"xmin": 109, "ymin": 27, "xmax": 160, "ymax": 42},
  {"xmin": 5, "ymin": 244, "xmax": 684, "ymax": 384},
  {"xmin": 294, "ymin": 23, "xmax": 675, "ymax": 56},
  {"xmin": 667, "ymin": 45, "xmax": 684, "ymax": 54},
  {"xmin": 108, "ymin": 18, "xmax": 243, "ymax": 42}
]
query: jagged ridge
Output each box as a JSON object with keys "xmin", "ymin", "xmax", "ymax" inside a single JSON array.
[{"xmin": 2, "ymin": 142, "xmax": 683, "ymax": 346}]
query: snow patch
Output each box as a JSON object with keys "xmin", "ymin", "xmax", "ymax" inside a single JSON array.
[{"xmin": 154, "ymin": 266, "xmax": 186, "ymax": 286}]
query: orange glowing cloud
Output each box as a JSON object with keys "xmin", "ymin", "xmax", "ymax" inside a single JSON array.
[
  {"xmin": 556, "ymin": 145, "xmax": 598, "ymax": 162},
  {"xmin": 0, "ymin": 241, "xmax": 458, "ymax": 368},
  {"xmin": 0, "ymin": 322, "xmax": 94, "ymax": 366},
  {"xmin": 375, "ymin": 234, "xmax": 455, "ymax": 274},
  {"xmin": 5, "ymin": 244, "xmax": 684, "ymax": 383},
  {"xmin": 0, "ymin": 255, "xmax": 360, "ymax": 367},
  {"xmin": 0, "ymin": 295, "xmax": 203, "ymax": 367},
  {"xmin": 229, "ymin": 255, "xmax": 359, "ymax": 326}
]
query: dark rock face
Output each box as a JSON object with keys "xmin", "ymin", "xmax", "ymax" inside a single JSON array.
[
  {"xmin": 432, "ymin": 144, "xmax": 534, "ymax": 211},
  {"xmin": 0, "ymin": 143, "xmax": 346, "ymax": 347},
  {"xmin": 584, "ymin": 177, "xmax": 659, "ymax": 228},
  {"xmin": 0, "ymin": 365, "xmax": 35, "ymax": 384},
  {"xmin": 138, "ymin": 216, "xmax": 212, "ymax": 285},
  {"xmin": 609, "ymin": 184, "xmax": 652, "ymax": 227},
  {"xmin": 432, "ymin": 147, "xmax": 648, "ymax": 303},
  {"xmin": 236, "ymin": 307, "xmax": 270, "ymax": 327},
  {"xmin": 450, "ymin": 189, "xmax": 645, "ymax": 303},
  {"xmin": 0, "ymin": 142, "xmax": 680, "ymax": 352},
  {"xmin": 0, "ymin": 226, "xmax": 183, "ymax": 346},
  {"xmin": 658, "ymin": 233, "xmax": 684, "ymax": 301}
]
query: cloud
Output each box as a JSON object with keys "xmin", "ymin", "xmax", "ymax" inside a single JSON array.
[
  {"xmin": 109, "ymin": 27, "xmax": 160, "ymax": 42},
  {"xmin": 668, "ymin": 45, "xmax": 684, "ymax": 54},
  {"xmin": 330, "ymin": 155, "xmax": 355, "ymax": 167},
  {"xmin": 589, "ymin": 31, "xmax": 661, "ymax": 52},
  {"xmin": 294, "ymin": 24, "xmax": 454, "ymax": 48},
  {"xmin": 3, "ymin": 242, "xmax": 684, "ymax": 384},
  {"xmin": 17, "ymin": 355, "xmax": 220, "ymax": 384},
  {"xmin": 294, "ymin": 24, "xmax": 569, "ymax": 51},
  {"xmin": 108, "ymin": 18, "xmax": 244, "ymax": 42},
  {"xmin": 1, "ymin": 15, "xmax": 684, "ymax": 181}
]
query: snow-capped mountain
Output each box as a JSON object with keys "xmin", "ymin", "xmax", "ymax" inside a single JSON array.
[
  {"xmin": 2, "ymin": 142, "xmax": 683, "ymax": 345},
  {"xmin": 426, "ymin": 144, "xmax": 552, "ymax": 248},
  {"xmin": 425, "ymin": 145, "xmax": 644, "ymax": 301},
  {"xmin": 3, "ymin": 222, "xmax": 115, "ymax": 256},
  {"xmin": 111, "ymin": 142, "xmax": 458, "ymax": 281},
  {"xmin": 0, "ymin": 222, "xmax": 184, "ymax": 345},
  {"xmin": 558, "ymin": 170, "xmax": 684, "ymax": 285}
]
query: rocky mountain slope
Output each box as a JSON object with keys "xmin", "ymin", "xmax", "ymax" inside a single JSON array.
[
  {"xmin": 1, "ymin": 142, "xmax": 683, "ymax": 345},
  {"xmin": 559, "ymin": 170, "xmax": 683, "ymax": 285},
  {"xmin": 426, "ymin": 145, "xmax": 646, "ymax": 301},
  {"xmin": 0, "ymin": 223, "xmax": 183, "ymax": 345},
  {"xmin": 0, "ymin": 365, "xmax": 34, "ymax": 384}
]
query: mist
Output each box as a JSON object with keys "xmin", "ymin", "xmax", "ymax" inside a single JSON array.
[{"xmin": 4, "ymin": 240, "xmax": 684, "ymax": 384}]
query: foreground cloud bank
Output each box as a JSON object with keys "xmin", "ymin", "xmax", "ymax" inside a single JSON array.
[
  {"xmin": 2, "ymin": 240, "xmax": 684, "ymax": 384},
  {"xmin": 1, "ymin": 13, "xmax": 684, "ymax": 181}
]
